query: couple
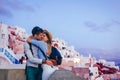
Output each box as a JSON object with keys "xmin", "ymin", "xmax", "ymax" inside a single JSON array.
[{"xmin": 24, "ymin": 26, "xmax": 62, "ymax": 80}]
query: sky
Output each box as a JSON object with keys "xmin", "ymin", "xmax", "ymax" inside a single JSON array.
[{"xmin": 0, "ymin": 0, "xmax": 120, "ymax": 50}]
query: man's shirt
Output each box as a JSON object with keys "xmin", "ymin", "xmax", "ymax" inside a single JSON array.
[{"xmin": 24, "ymin": 42, "xmax": 42, "ymax": 67}]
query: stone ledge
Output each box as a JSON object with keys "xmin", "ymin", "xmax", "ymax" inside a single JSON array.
[
  {"xmin": 0, "ymin": 69, "xmax": 26, "ymax": 80},
  {"xmin": 0, "ymin": 69, "xmax": 83, "ymax": 80}
]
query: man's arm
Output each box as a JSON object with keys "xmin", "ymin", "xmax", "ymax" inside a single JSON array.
[{"xmin": 24, "ymin": 42, "xmax": 43, "ymax": 64}]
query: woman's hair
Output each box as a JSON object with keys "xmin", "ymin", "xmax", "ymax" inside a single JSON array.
[
  {"xmin": 43, "ymin": 30, "xmax": 52, "ymax": 44},
  {"xmin": 43, "ymin": 30, "xmax": 53, "ymax": 55}
]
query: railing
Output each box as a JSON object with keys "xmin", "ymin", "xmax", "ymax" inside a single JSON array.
[{"xmin": 0, "ymin": 48, "xmax": 19, "ymax": 64}]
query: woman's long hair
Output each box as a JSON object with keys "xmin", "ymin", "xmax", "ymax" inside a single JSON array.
[{"xmin": 43, "ymin": 30, "xmax": 53, "ymax": 56}]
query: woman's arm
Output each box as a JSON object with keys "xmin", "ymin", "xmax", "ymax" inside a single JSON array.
[
  {"xmin": 27, "ymin": 35, "xmax": 48, "ymax": 54},
  {"xmin": 50, "ymin": 47, "xmax": 62, "ymax": 65},
  {"xmin": 28, "ymin": 39, "xmax": 48, "ymax": 54}
]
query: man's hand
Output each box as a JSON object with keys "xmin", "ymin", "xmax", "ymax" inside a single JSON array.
[
  {"xmin": 46, "ymin": 60, "xmax": 53, "ymax": 66},
  {"xmin": 27, "ymin": 35, "xmax": 33, "ymax": 42}
]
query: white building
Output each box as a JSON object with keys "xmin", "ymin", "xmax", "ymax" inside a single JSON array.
[
  {"xmin": 0, "ymin": 23, "xmax": 27, "ymax": 64},
  {"xmin": 0, "ymin": 23, "xmax": 9, "ymax": 48}
]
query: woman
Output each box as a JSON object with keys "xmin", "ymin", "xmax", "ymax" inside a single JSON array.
[
  {"xmin": 41, "ymin": 30, "xmax": 62, "ymax": 80},
  {"xmin": 42, "ymin": 30, "xmax": 62, "ymax": 65}
]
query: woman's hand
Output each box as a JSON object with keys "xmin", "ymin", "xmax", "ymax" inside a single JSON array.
[
  {"xmin": 27, "ymin": 35, "xmax": 33, "ymax": 42},
  {"xmin": 50, "ymin": 59, "xmax": 57, "ymax": 65},
  {"xmin": 46, "ymin": 60, "xmax": 53, "ymax": 66}
]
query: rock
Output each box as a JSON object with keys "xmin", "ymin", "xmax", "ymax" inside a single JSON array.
[{"xmin": 49, "ymin": 70, "xmax": 83, "ymax": 80}]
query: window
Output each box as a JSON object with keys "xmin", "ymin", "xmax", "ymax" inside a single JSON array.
[{"xmin": 2, "ymin": 34, "xmax": 5, "ymax": 38}]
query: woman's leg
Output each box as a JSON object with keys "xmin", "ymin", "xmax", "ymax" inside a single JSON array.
[{"xmin": 42, "ymin": 64, "xmax": 57, "ymax": 80}]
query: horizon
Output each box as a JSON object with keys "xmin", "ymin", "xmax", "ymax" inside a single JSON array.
[{"xmin": 0, "ymin": 0, "xmax": 120, "ymax": 50}]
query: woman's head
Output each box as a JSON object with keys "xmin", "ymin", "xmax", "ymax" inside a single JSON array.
[
  {"xmin": 42, "ymin": 30, "xmax": 53, "ymax": 44},
  {"xmin": 42, "ymin": 30, "xmax": 53, "ymax": 55}
]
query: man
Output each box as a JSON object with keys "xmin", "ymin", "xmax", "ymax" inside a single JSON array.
[{"xmin": 24, "ymin": 26, "xmax": 52, "ymax": 80}]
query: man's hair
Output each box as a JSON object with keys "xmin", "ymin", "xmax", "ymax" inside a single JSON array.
[{"xmin": 32, "ymin": 26, "xmax": 43, "ymax": 36}]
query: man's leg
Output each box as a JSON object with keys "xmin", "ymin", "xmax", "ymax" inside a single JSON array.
[
  {"xmin": 37, "ymin": 66, "xmax": 43, "ymax": 80},
  {"xmin": 26, "ymin": 66, "xmax": 38, "ymax": 80}
]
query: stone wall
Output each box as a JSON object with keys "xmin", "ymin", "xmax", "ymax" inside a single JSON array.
[
  {"xmin": 0, "ymin": 69, "xmax": 26, "ymax": 80},
  {"xmin": 0, "ymin": 69, "xmax": 83, "ymax": 80}
]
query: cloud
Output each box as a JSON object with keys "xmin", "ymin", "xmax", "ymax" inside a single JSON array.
[
  {"xmin": 84, "ymin": 21, "xmax": 113, "ymax": 32},
  {"xmin": 0, "ymin": 0, "xmax": 35, "ymax": 17},
  {"xmin": 112, "ymin": 20, "xmax": 120, "ymax": 25}
]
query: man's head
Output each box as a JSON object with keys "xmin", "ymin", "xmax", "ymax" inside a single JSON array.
[{"xmin": 32, "ymin": 26, "xmax": 43, "ymax": 40}]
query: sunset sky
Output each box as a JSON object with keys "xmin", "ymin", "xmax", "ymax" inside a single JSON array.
[{"xmin": 0, "ymin": 0, "xmax": 120, "ymax": 50}]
